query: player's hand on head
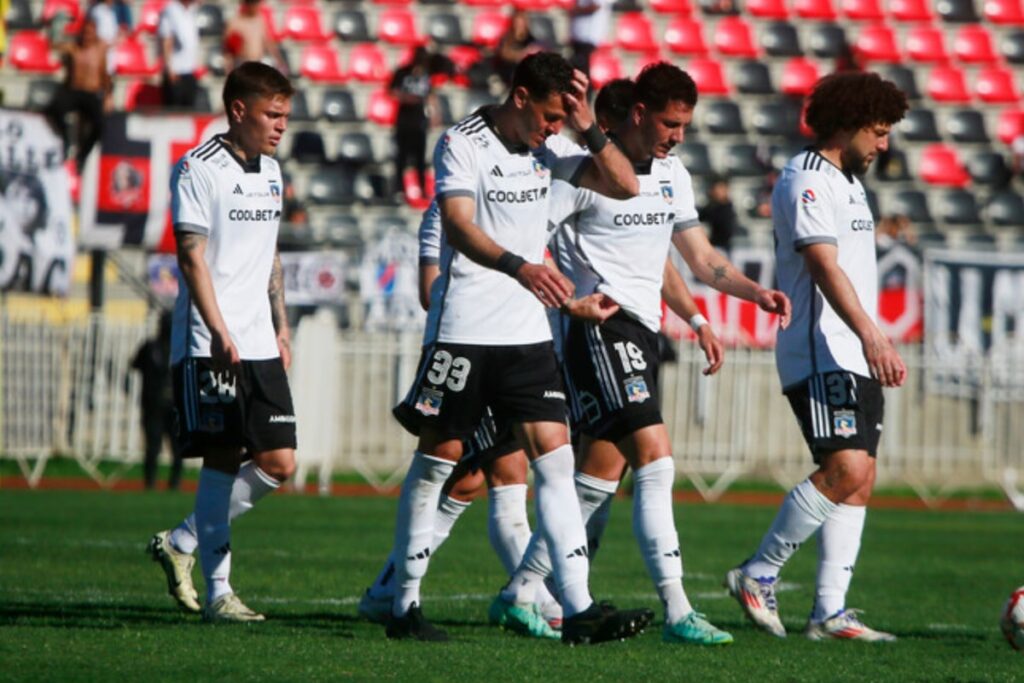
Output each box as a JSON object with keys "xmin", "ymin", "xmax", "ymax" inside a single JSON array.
[
  {"xmin": 565, "ymin": 292, "xmax": 619, "ymax": 323},
  {"xmin": 756, "ymin": 288, "xmax": 792, "ymax": 329},
  {"xmin": 697, "ymin": 325, "xmax": 724, "ymax": 376},
  {"xmin": 563, "ymin": 70, "xmax": 594, "ymax": 133},
  {"xmin": 516, "ymin": 262, "xmax": 574, "ymax": 308}
]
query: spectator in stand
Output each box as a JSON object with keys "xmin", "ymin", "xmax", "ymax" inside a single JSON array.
[
  {"xmin": 568, "ymin": 0, "xmax": 613, "ymax": 77},
  {"xmin": 494, "ymin": 11, "xmax": 539, "ymax": 88},
  {"xmin": 87, "ymin": 0, "xmax": 119, "ymax": 46},
  {"xmin": 390, "ymin": 46, "xmax": 439, "ymax": 202},
  {"xmin": 133, "ymin": 311, "xmax": 182, "ymax": 491},
  {"xmin": 223, "ymin": 0, "xmax": 287, "ymax": 74},
  {"xmin": 114, "ymin": 0, "xmax": 133, "ymax": 34},
  {"xmin": 699, "ymin": 174, "xmax": 740, "ymax": 253},
  {"xmin": 46, "ymin": 18, "xmax": 110, "ymax": 172},
  {"xmin": 158, "ymin": 0, "xmax": 200, "ymax": 108}
]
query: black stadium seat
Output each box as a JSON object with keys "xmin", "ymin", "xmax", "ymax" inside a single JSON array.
[
  {"xmin": 752, "ymin": 100, "xmax": 802, "ymax": 138},
  {"xmin": 722, "ymin": 143, "xmax": 767, "ymax": 177},
  {"xmin": 889, "ymin": 190, "xmax": 933, "ymax": 224},
  {"xmin": 529, "ymin": 15, "xmax": 558, "ymax": 48},
  {"xmin": 337, "ymin": 132, "xmax": 375, "ymax": 166},
  {"xmin": 703, "ymin": 101, "xmax": 745, "ymax": 135},
  {"xmin": 965, "ymin": 151, "xmax": 1012, "ymax": 186},
  {"xmin": 197, "ymin": 4, "xmax": 224, "ymax": 37},
  {"xmin": 880, "ymin": 65, "xmax": 921, "ymax": 101},
  {"xmin": 427, "ymin": 13, "xmax": 464, "ymax": 45},
  {"xmin": 937, "ymin": 189, "xmax": 982, "ymax": 225},
  {"xmin": 321, "ymin": 89, "xmax": 359, "ymax": 123},
  {"xmin": 677, "ymin": 142, "xmax": 714, "ymax": 176},
  {"xmin": 733, "ymin": 61, "xmax": 774, "ymax": 95},
  {"xmin": 290, "ymin": 131, "xmax": 328, "ymax": 165},
  {"xmin": 899, "ymin": 109, "xmax": 941, "ymax": 142},
  {"xmin": 334, "ymin": 9, "xmax": 371, "ymax": 42},
  {"xmin": 936, "ymin": 0, "xmax": 980, "ymax": 22},
  {"xmin": 26, "ymin": 79, "xmax": 59, "ymax": 110},
  {"xmin": 988, "ymin": 192, "xmax": 1024, "ymax": 226},
  {"xmin": 5, "ymin": 0, "xmax": 38, "ymax": 30},
  {"xmin": 290, "ymin": 90, "xmax": 312, "ymax": 122},
  {"xmin": 1000, "ymin": 30, "xmax": 1024, "ymax": 64},
  {"xmin": 308, "ymin": 166, "xmax": 357, "ymax": 206},
  {"xmin": 806, "ymin": 24, "xmax": 849, "ymax": 59},
  {"xmin": 946, "ymin": 109, "xmax": 989, "ymax": 143},
  {"xmin": 760, "ymin": 21, "xmax": 803, "ymax": 57}
]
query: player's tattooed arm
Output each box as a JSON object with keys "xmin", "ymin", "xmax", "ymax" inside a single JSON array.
[{"xmin": 269, "ymin": 249, "xmax": 292, "ymax": 370}]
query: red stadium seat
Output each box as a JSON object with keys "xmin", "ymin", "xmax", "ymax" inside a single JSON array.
[
  {"xmin": 906, "ymin": 25, "xmax": 949, "ymax": 63},
  {"xmin": 983, "ymin": 0, "xmax": 1024, "ymax": 24},
  {"xmin": 841, "ymin": 0, "xmax": 884, "ymax": 20},
  {"xmin": 123, "ymin": 79, "xmax": 163, "ymax": 110},
  {"xmin": 513, "ymin": 0, "xmax": 558, "ymax": 9},
  {"xmin": 854, "ymin": 24, "xmax": 902, "ymax": 63},
  {"xmin": 927, "ymin": 65, "xmax": 971, "ymax": 102},
  {"xmin": 686, "ymin": 57, "xmax": 730, "ymax": 95},
  {"xmin": 919, "ymin": 144, "xmax": 970, "ymax": 187},
  {"xmin": 649, "ymin": 0, "xmax": 693, "ymax": 14},
  {"xmin": 615, "ymin": 12, "xmax": 658, "ymax": 52},
  {"xmin": 889, "ymin": 0, "xmax": 934, "ymax": 21},
  {"xmin": 664, "ymin": 17, "xmax": 708, "ymax": 56},
  {"xmin": 746, "ymin": 0, "xmax": 790, "ymax": 17},
  {"xmin": 588, "ymin": 48, "xmax": 622, "ymax": 89},
  {"xmin": 299, "ymin": 44, "xmax": 347, "ymax": 82},
  {"xmin": 780, "ymin": 57, "xmax": 820, "ymax": 95},
  {"xmin": 348, "ymin": 43, "xmax": 391, "ymax": 83},
  {"xmin": 136, "ymin": 0, "xmax": 168, "ymax": 35},
  {"xmin": 447, "ymin": 44, "xmax": 482, "ymax": 80},
  {"xmin": 996, "ymin": 107, "xmax": 1024, "ymax": 144},
  {"xmin": 367, "ymin": 89, "xmax": 398, "ymax": 126},
  {"xmin": 975, "ymin": 66, "xmax": 1021, "ymax": 103},
  {"xmin": 714, "ymin": 16, "xmax": 759, "ymax": 57},
  {"xmin": 112, "ymin": 37, "xmax": 160, "ymax": 76},
  {"xmin": 463, "ymin": 0, "xmax": 506, "ymax": 7},
  {"xmin": 471, "ymin": 11, "xmax": 510, "ymax": 49},
  {"xmin": 794, "ymin": 0, "xmax": 838, "ymax": 20},
  {"xmin": 8, "ymin": 31, "xmax": 60, "ymax": 73},
  {"xmin": 260, "ymin": 4, "xmax": 283, "ymax": 42},
  {"xmin": 373, "ymin": 0, "xmax": 413, "ymax": 6},
  {"xmin": 953, "ymin": 24, "xmax": 998, "ymax": 63},
  {"xmin": 378, "ymin": 8, "xmax": 424, "ymax": 45},
  {"xmin": 42, "ymin": 0, "xmax": 82, "ymax": 33},
  {"xmin": 282, "ymin": 5, "xmax": 332, "ymax": 42}
]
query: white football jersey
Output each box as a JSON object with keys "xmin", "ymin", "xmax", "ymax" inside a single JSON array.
[
  {"xmin": 773, "ymin": 148, "xmax": 879, "ymax": 388},
  {"xmin": 424, "ymin": 109, "xmax": 584, "ymax": 346},
  {"xmin": 169, "ymin": 135, "xmax": 284, "ymax": 364},
  {"xmin": 548, "ymin": 154, "xmax": 700, "ymax": 333}
]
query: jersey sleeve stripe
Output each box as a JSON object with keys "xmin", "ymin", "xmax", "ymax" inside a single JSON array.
[
  {"xmin": 673, "ymin": 218, "xmax": 701, "ymax": 233},
  {"xmin": 174, "ymin": 221, "xmax": 210, "ymax": 235},
  {"xmin": 794, "ymin": 235, "xmax": 837, "ymax": 250},
  {"xmin": 436, "ymin": 189, "xmax": 475, "ymax": 200}
]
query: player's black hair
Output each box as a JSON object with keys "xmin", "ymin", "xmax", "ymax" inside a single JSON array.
[
  {"xmin": 805, "ymin": 72, "xmax": 908, "ymax": 141},
  {"xmin": 634, "ymin": 62, "xmax": 698, "ymax": 113},
  {"xmin": 222, "ymin": 62, "xmax": 294, "ymax": 113},
  {"xmin": 510, "ymin": 52, "xmax": 575, "ymax": 101},
  {"xmin": 594, "ymin": 78, "xmax": 635, "ymax": 131}
]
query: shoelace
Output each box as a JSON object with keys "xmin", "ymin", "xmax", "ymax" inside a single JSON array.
[{"xmin": 756, "ymin": 577, "xmax": 779, "ymax": 612}]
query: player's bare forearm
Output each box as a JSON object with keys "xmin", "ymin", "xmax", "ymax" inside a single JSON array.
[
  {"xmin": 660, "ymin": 258, "xmax": 700, "ymax": 320},
  {"xmin": 176, "ymin": 233, "xmax": 230, "ymax": 340},
  {"xmin": 440, "ymin": 200, "xmax": 507, "ymax": 270},
  {"xmin": 580, "ymin": 143, "xmax": 639, "ymax": 199},
  {"xmin": 803, "ymin": 244, "xmax": 877, "ymax": 342},
  {"xmin": 418, "ymin": 264, "xmax": 440, "ymax": 311},
  {"xmin": 672, "ymin": 230, "xmax": 757, "ymax": 301},
  {"xmin": 269, "ymin": 249, "xmax": 289, "ymax": 338}
]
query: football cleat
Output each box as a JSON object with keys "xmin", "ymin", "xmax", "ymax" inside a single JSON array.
[
  {"xmin": 723, "ymin": 567, "xmax": 786, "ymax": 638},
  {"xmin": 385, "ymin": 603, "xmax": 449, "ymax": 642},
  {"xmin": 561, "ymin": 601, "xmax": 654, "ymax": 645},
  {"xmin": 663, "ymin": 611, "xmax": 734, "ymax": 645},
  {"xmin": 488, "ymin": 595, "xmax": 560, "ymax": 640},
  {"xmin": 202, "ymin": 593, "xmax": 265, "ymax": 623},
  {"xmin": 147, "ymin": 530, "xmax": 200, "ymax": 613},
  {"xmin": 539, "ymin": 598, "xmax": 564, "ymax": 631},
  {"xmin": 357, "ymin": 589, "xmax": 393, "ymax": 625},
  {"xmin": 805, "ymin": 609, "xmax": 896, "ymax": 642}
]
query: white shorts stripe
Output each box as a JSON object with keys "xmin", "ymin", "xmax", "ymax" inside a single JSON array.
[
  {"xmin": 588, "ymin": 325, "xmax": 623, "ymax": 410},
  {"xmin": 184, "ymin": 360, "xmax": 196, "ymax": 431}
]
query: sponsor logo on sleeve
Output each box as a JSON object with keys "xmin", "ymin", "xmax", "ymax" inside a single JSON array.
[{"xmin": 801, "ymin": 188, "xmax": 816, "ymax": 205}]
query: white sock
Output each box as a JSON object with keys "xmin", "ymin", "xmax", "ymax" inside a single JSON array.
[
  {"xmin": 368, "ymin": 551, "xmax": 399, "ymax": 600},
  {"xmin": 392, "ymin": 451, "xmax": 455, "ymax": 616},
  {"xmin": 195, "ymin": 467, "xmax": 235, "ymax": 603},
  {"xmin": 575, "ymin": 472, "xmax": 618, "ymax": 561},
  {"xmin": 531, "ymin": 445, "xmax": 592, "ymax": 618},
  {"xmin": 813, "ymin": 503, "xmax": 867, "ymax": 622},
  {"xmin": 169, "ymin": 463, "xmax": 281, "ymax": 555},
  {"xmin": 633, "ymin": 458, "xmax": 692, "ymax": 624},
  {"xmin": 745, "ymin": 479, "xmax": 838, "ymax": 579},
  {"xmin": 488, "ymin": 484, "xmax": 531, "ymax": 575}
]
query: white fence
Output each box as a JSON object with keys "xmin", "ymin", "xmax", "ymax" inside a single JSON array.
[{"xmin": 3, "ymin": 311, "xmax": 1024, "ymax": 507}]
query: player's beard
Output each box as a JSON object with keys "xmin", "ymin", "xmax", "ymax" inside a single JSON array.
[{"xmin": 840, "ymin": 146, "xmax": 872, "ymax": 176}]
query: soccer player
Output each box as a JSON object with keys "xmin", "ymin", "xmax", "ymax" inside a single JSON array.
[
  {"xmin": 385, "ymin": 52, "xmax": 654, "ymax": 643},
  {"xmin": 723, "ymin": 71, "xmax": 908, "ymax": 641},
  {"xmin": 146, "ymin": 62, "xmax": 297, "ymax": 623},
  {"xmin": 496, "ymin": 62, "xmax": 790, "ymax": 646}
]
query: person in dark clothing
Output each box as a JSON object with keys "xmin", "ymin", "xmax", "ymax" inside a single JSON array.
[
  {"xmin": 390, "ymin": 46, "xmax": 436, "ymax": 201},
  {"xmin": 133, "ymin": 312, "xmax": 181, "ymax": 490},
  {"xmin": 698, "ymin": 175, "xmax": 740, "ymax": 252}
]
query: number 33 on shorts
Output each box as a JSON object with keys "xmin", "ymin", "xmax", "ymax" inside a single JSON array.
[{"xmin": 414, "ymin": 350, "xmax": 472, "ymax": 417}]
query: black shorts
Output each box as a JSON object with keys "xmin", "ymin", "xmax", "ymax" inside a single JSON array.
[
  {"xmin": 785, "ymin": 371, "xmax": 884, "ymax": 462},
  {"xmin": 563, "ymin": 312, "xmax": 663, "ymax": 444},
  {"xmin": 462, "ymin": 408, "xmax": 521, "ymax": 471},
  {"xmin": 393, "ymin": 342, "xmax": 567, "ymax": 441},
  {"xmin": 172, "ymin": 357, "xmax": 297, "ymax": 458}
]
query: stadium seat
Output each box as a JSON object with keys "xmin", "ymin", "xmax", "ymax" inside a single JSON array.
[
  {"xmin": 512, "ymin": 0, "xmax": 558, "ymax": 10},
  {"xmin": 842, "ymin": 0, "xmax": 884, "ymax": 20},
  {"xmin": 8, "ymin": 32, "xmax": 60, "ymax": 73},
  {"xmin": 889, "ymin": 0, "xmax": 934, "ymax": 21},
  {"xmin": 136, "ymin": 0, "xmax": 167, "ymax": 35},
  {"xmin": 946, "ymin": 108, "xmax": 989, "ymax": 143},
  {"xmin": 919, "ymin": 144, "xmax": 971, "ymax": 187},
  {"xmin": 197, "ymin": 4, "xmax": 224, "ymax": 37},
  {"xmin": 321, "ymin": 89, "xmax": 359, "ymax": 122},
  {"xmin": 338, "ymin": 132, "xmax": 376, "ymax": 166},
  {"xmin": 462, "ymin": 90, "xmax": 500, "ymax": 119},
  {"xmin": 732, "ymin": 60, "xmax": 774, "ymax": 95},
  {"xmin": 906, "ymin": 25, "xmax": 949, "ymax": 63},
  {"xmin": 290, "ymin": 90, "xmax": 312, "ymax": 121},
  {"xmin": 807, "ymin": 24, "xmax": 850, "ymax": 58},
  {"xmin": 615, "ymin": 12, "xmax": 658, "ymax": 52},
  {"xmin": 714, "ymin": 16, "xmax": 759, "ymax": 57},
  {"xmin": 953, "ymin": 24, "xmax": 998, "ymax": 63},
  {"xmin": 664, "ymin": 18, "xmax": 709, "ymax": 56},
  {"xmin": 589, "ymin": 49, "xmax": 623, "ymax": 89},
  {"xmin": 1000, "ymin": 30, "xmax": 1024, "ymax": 62},
  {"xmin": 448, "ymin": 44, "xmax": 482, "ymax": 75},
  {"xmin": 876, "ymin": 148, "xmax": 912, "ymax": 181},
  {"xmin": 463, "ymin": 0, "xmax": 506, "ymax": 7},
  {"xmin": 965, "ymin": 151, "xmax": 1012, "ymax": 185},
  {"xmin": 996, "ymin": 108, "xmax": 1024, "ymax": 143},
  {"xmin": 703, "ymin": 101, "xmax": 746, "ymax": 135},
  {"xmin": 347, "ymin": 43, "xmax": 390, "ymax": 83},
  {"xmin": 649, "ymin": 0, "xmax": 693, "ymax": 14},
  {"xmin": 529, "ymin": 15, "xmax": 558, "ymax": 47},
  {"xmin": 686, "ymin": 57, "xmax": 730, "ymax": 95},
  {"xmin": 881, "ymin": 65, "xmax": 922, "ymax": 100},
  {"xmin": 746, "ymin": 0, "xmax": 790, "ymax": 18},
  {"xmin": 289, "ymin": 131, "xmax": 328, "ymax": 165},
  {"xmin": 677, "ymin": 142, "xmax": 713, "ymax": 176},
  {"xmin": 260, "ymin": 4, "xmax": 282, "ymax": 42},
  {"xmin": 780, "ymin": 57, "xmax": 819, "ymax": 96},
  {"xmin": 855, "ymin": 25, "xmax": 902, "ymax": 63},
  {"xmin": 890, "ymin": 190, "xmax": 934, "ymax": 223},
  {"xmin": 722, "ymin": 143, "xmax": 767, "ymax": 176},
  {"xmin": 5, "ymin": 0, "xmax": 37, "ymax": 31},
  {"xmin": 25, "ymin": 79, "xmax": 58, "ymax": 110},
  {"xmin": 988, "ymin": 192, "xmax": 1024, "ymax": 226},
  {"xmin": 379, "ymin": 8, "xmax": 424, "ymax": 45},
  {"xmin": 471, "ymin": 11, "xmax": 509, "ymax": 49},
  {"xmin": 937, "ymin": 189, "xmax": 981, "ymax": 224},
  {"xmin": 936, "ymin": 0, "xmax": 980, "ymax": 22},
  {"xmin": 426, "ymin": 13, "xmax": 464, "ymax": 45},
  {"xmin": 696, "ymin": 0, "xmax": 734, "ymax": 14},
  {"xmin": 366, "ymin": 89, "xmax": 399, "ymax": 126},
  {"xmin": 299, "ymin": 44, "xmax": 347, "ymax": 83},
  {"xmin": 926, "ymin": 65, "xmax": 971, "ymax": 102},
  {"xmin": 322, "ymin": 214, "xmax": 363, "ymax": 248},
  {"xmin": 613, "ymin": 0, "xmax": 645, "ymax": 12},
  {"xmin": 794, "ymin": 0, "xmax": 839, "ymax": 20},
  {"xmin": 334, "ymin": 10, "xmax": 371, "ymax": 42},
  {"xmin": 752, "ymin": 100, "xmax": 803, "ymax": 137},
  {"xmin": 112, "ymin": 37, "xmax": 160, "ymax": 76},
  {"xmin": 309, "ymin": 166, "xmax": 358, "ymax": 206},
  {"xmin": 975, "ymin": 67, "xmax": 1020, "ymax": 103},
  {"xmin": 42, "ymin": 0, "xmax": 81, "ymax": 33},
  {"xmin": 760, "ymin": 21, "xmax": 803, "ymax": 57},
  {"xmin": 983, "ymin": 0, "xmax": 1024, "ymax": 24}
]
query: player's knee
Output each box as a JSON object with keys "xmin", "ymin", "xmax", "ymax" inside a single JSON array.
[{"xmin": 254, "ymin": 450, "xmax": 296, "ymax": 482}]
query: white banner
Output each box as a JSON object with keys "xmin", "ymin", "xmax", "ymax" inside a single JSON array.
[{"xmin": 359, "ymin": 229, "xmax": 422, "ymax": 332}]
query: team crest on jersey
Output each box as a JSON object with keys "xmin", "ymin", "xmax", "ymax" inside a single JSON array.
[
  {"xmin": 660, "ymin": 184, "xmax": 674, "ymax": 204},
  {"xmin": 833, "ymin": 410, "xmax": 857, "ymax": 438},
  {"xmin": 532, "ymin": 159, "xmax": 549, "ymax": 178},
  {"xmin": 801, "ymin": 189, "xmax": 816, "ymax": 205},
  {"xmin": 624, "ymin": 376, "xmax": 650, "ymax": 403},
  {"xmin": 415, "ymin": 388, "xmax": 444, "ymax": 417},
  {"xmin": 269, "ymin": 182, "xmax": 281, "ymax": 201}
]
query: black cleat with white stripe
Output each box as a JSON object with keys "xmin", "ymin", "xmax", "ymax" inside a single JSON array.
[
  {"xmin": 385, "ymin": 603, "xmax": 449, "ymax": 642},
  {"xmin": 561, "ymin": 601, "xmax": 654, "ymax": 645}
]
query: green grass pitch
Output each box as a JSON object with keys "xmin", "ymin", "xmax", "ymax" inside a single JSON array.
[{"xmin": 0, "ymin": 489, "xmax": 1021, "ymax": 682}]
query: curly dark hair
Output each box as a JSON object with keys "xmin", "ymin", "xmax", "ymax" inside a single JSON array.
[
  {"xmin": 634, "ymin": 62, "xmax": 698, "ymax": 113},
  {"xmin": 804, "ymin": 72, "xmax": 909, "ymax": 141},
  {"xmin": 594, "ymin": 78, "xmax": 635, "ymax": 130},
  {"xmin": 511, "ymin": 52, "xmax": 574, "ymax": 101}
]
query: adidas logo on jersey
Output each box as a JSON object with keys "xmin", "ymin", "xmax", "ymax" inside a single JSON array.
[
  {"xmin": 490, "ymin": 165, "xmax": 504, "ymax": 177},
  {"xmin": 233, "ymin": 184, "xmax": 244, "ymax": 195}
]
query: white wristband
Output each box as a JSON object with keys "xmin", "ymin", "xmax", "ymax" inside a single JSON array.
[{"xmin": 689, "ymin": 313, "xmax": 709, "ymax": 332}]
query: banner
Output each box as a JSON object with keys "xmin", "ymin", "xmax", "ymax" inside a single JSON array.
[
  {"xmin": 359, "ymin": 229, "xmax": 421, "ymax": 332},
  {"xmin": 79, "ymin": 112, "xmax": 223, "ymax": 252},
  {"xmin": 0, "ymin": 109, "xmax": 74, "ymax": 295}
]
